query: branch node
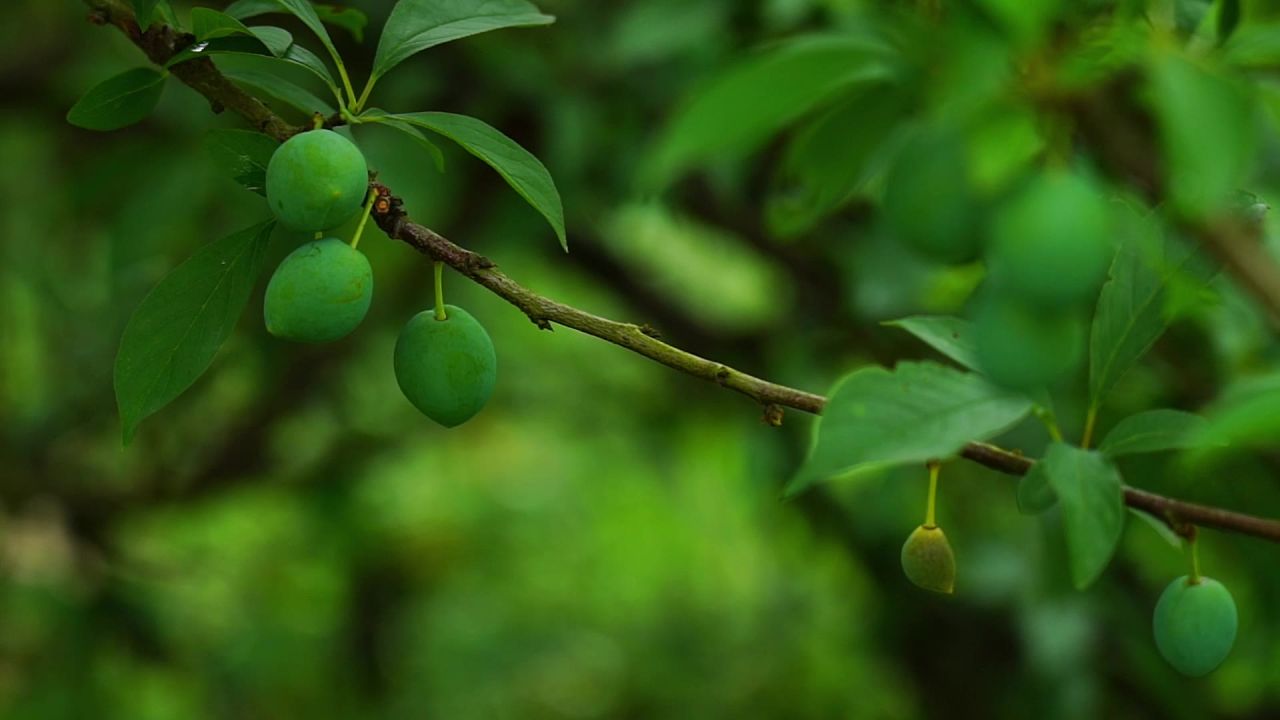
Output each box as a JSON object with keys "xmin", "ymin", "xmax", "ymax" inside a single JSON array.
[
  {"xmin": 639, "ymin": 323, "xmax": 662, "ymax": 339},
  {"xmin": 762, "ymin": 403, "xmax": 784, "ymax": 427},
  {"xmin": 714, "ymin": 366, "xmax": 731, "ymax": 385}
]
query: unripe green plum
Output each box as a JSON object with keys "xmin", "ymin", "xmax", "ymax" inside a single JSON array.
[
  {"xmin": 882, "ymin": 125, "xmax": 982, "ymax": 265},
  {"xmin": 264, "ymin": 237, "xmax": 372, "ymax": 342},
  {"xmin": 973, "ymin": 296, "xmax": 1083, "ymax": 391},
  {"xmin": 394, "ymin": 305, "xmax": 497, "ymax": 428},
  {"xmin": 901, "ymin": 525, "xmax": 956, "ymax": 594},
  {"xmin": 987, "ymin": 170, "xmax": 1115, "ymax": 308},
  {"xmin": 1153, "ymin": 576, "xmax": 1238, "ymax": 677},
  {"xmin": 266, "ymin": 129, "xmax": 368, "ymax": 232}
]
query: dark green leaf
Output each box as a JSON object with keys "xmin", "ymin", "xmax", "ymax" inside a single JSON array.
[
  {"xmin": 1129, "ymin": 508, "xmax": 1184, "ymax": 548},
  {"xmin": 166, "ymin": 36, "xmax": 275, "ymax": 68},
  {"xmin": 360, "ymin": 109, "xmax": 445, "ymax": 172},
  {"xmin": 166, "ymin": 37, "xmax": 340, "ymax": 101},
  {"xmin": 1218, "ymin": 0, "xmax": 1241, "ymax": 44},
  {"xmin": 1016, "ymin": 460, "xmax": 1056, "ymax": 514},
  {"xmin": 1223, "ymin": 24, "xmax": 1280, "ymax": 67},
  {"xmin": 1089, "ymin": 207, "xmax": 1210, "ymax": 408},
  {"xmin": 646, "ymin": 33, "xmax": 897, "ymax": 186},
  {"xmin": 205, "ymin": 129, "xmax": 281, "ymax": 195},
  {"xmin": 264, "ymin": 0, "xmax": 341, "ymax": 65},
  {"xmin": 371, "ymin": 0, "xmax": 554, "ymax": 84},
  {"xmin": 67, "ymin": 68, "xmax": 166, "ymax": 131},
  {"xmin": 313, "ymin": 4, "xmax": 368, "ymax": 42},
  {"xmin": 1098, "ymin": 409, "xmax": 1211, "ymax": 457},
  {"xmin": 250, "ymin": 27, "xmax": 295, "ymax": 56},
  {"xmin": 1041, "ymin": 443, "xmax": 1125, "ymax": 589},
  {"xmin": 192, "ymin": 7, "xmax": 254, "ymax": 39},
  {"xmin": 790, "ymin": 362, "xmax": 1033, "ymax": 493},
  {"xmin": 114, "ymin": 221, "xmax": 276, "ymax": 443},
  {"xmin": 222, "ymin": 68, "xmax": 335, "ymax": 116},
  {"xmin": 766, "ymin": 84, "xmax": 907, "ymax": 237},
  {"xmin": 1188, "ymin": 373, "xmax": 1280, "ymax": 456},
  {"xmin": 882, "ymin": 315, "xmax": 980, "ymax": 372},
  {"xmin": 130, "ymin": 0, "xmax": 172, "ymax": 28},
  {"xmin": 381, "ymin": 111, "xmax": 565, "ymax": 250}
]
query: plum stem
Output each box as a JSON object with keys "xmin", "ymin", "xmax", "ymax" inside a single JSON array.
[
  {"xmin": 434, "ymin": 261, "xmax": 448, "ymax": 321},
  {"xmin": 349, "ymin": 186, "xmax": 378, "ymax": 250},
  {"xmin": 925, "ymin": 461, "xmax": 940, "ymax": 528}
]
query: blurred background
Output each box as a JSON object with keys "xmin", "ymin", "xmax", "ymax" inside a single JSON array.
[{"xmin": 3, "ymin": 1, "xmax": 1280, "ymax": 717}]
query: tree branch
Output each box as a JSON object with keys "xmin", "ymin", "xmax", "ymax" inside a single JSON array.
[{"xmin": 81, "ymin": 0, "xmax": 1280, "ymax": 545}]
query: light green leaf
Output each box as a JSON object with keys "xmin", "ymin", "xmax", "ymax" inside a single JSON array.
[
  {"xmin": 114, "ymin": 221, "xmax": 276, "ymax": 443},
  {"xmin": 882, "ymin": 315, "xmax": 980, "ymax": 372},
  {"xmin": 646, "ymin": 33, "xmax": 897, "ymax": 186},
  {"xmin": 1041, "ymin": 443, "xmax": 1125, "ymax": 589},
  {"xmin": 1129, "ymin": 508, "xmax": 1184, "ymax": 548},
  {"xmin": 1098, "ymin": 409, "xmax": 1211, "ymax": 457},
  {"xmin": 1223, "ymin": 24, "xmax": 1280, "ymax": 67},
  {"xmin": 790, "ymin": 361, "xmax": 1033, "ymax": 492},
  {"xmin": 381, "ymin": 111, "xmax": 565, "ymax": 250},
  {"xmin": 1149, "ymin": 52, "xmax": 1257, "ymax": 216},
  {"xmin": 222, "ymin": 67, "xmax": 335, "ymax": 116},
  {"xmin": 360, "ymin": 109, "xmax": 445, "ymax": 173},
  {"xmin": 1016, "ymin": 460, "xmax": 1056, "ymax": 514},
  {"xmin": 204, "ymin": 129, "xmax": 280, "ymax": 195},
  {"xmin": 371, "ymin": 0, "xmax": 554, "ymax": 84},
  {"xmin": 67, "ymin": 68, "xmax": 166, "ymax": 131}
]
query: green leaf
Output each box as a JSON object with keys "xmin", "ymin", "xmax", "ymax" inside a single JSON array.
[
  {"xmin": 1149, "ymin": 52, "xmax": 1256, "ymax": 216},
  {"xmin": 264, "ymin": 0, "xmax": 342, "ymax": 66},
  {"xmin": 1098, "ymin": 409, "xmax": 1211, "ymax": 457},
  {"xmin": 380, "ymin": 111, "xmax": 566, "ymax": 250},
  {"xmin": 222, "ymin": 67, "xmax": 335, "ymax": 116},
  {"xmin": 1040, "ymin": 443, "xmax": 1125, "ymax": 589},
  {"xmin": 114, "ymin": 221, "xmax": 276, "ymax": 444},
  {"xmin": 67, "ymin": 68, "xmax": 166, "ymax": 131},
  {"xmin": 204, "ymin": 129, "xmax": 280, "ymax": 195},
  {"xmin": 1188, "ymin": 373, "xmax": 1280, "ymax": 455},
  {"xmin": 790, "ymin": 361, "xmax": 1033, "ymax": 492},
  {"xmin": 1129, "ymin": 508, "xmax": 1184, "ymax": 548},
  {"xmin": 166, "ymin": 36, "xmax": 275, "ymax": 68},
  {"xmin": 313, "ymin": 4, "xmax": 369, "ymax": 42},
  {"xmin": 192, "ymin": 7, "xmax": 255, "ymax": 39},
  {"xmin": 765, "ymin": 83, "xmax": 907, "ymax": 237},
  {"xmin": 1089, "ymin": 208, "xmax": 1209, "ymax": 408},
  {"xmin": 131, "ymin": 0, "xmax": 172, "ymax": 27},
  {"xmin": 166, "ymin": 37, "xmax": 340, "ymax": 102},
  {"xmin": 370, "ymin": 0, "xmax": 554, "ymax": 84},
  {"xmin": 1223, "ymin": 24, "xmax": 1280, "ymax": 67},
  {"xmin": 359, "ymin": 109, "xmax": 445, "ymax": 173},
  {"xmin": 250, "ymin": 27, "xmax": 295, "ymax": 56},
  {"xmin": 1016, "ymin": 460, "xmax": 1056, "ymax": 515},
  {"xmin": 646, "ymin": 33, "xmax": 897, "ymax": 186},
  {"xmin": 226, "ymin": 0, "xmax": 369, "ymax": 41},
  {"xmin": 882, "ymin": 315, "xmax": 980, "ymax": 372}
]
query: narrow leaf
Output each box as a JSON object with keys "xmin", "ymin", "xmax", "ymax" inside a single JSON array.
[
  {"xmin": 192, "ymin": 7, "xmax": 255, "ymax": 39},
  {"xmin": 1041, "ymin": 443, "xmax": 1125, "ymax": 589},
  {"xmin": 250, "ymin": 27, "xmax": 295, "ymax": 57},
  {"xmin": 882, "ymin": 315, "xmax": 980, "ymax": 372},
  {"xmin": 646, "ymin": 33, "xmax": 896, "ymax": 186},
  {"xmin": 114, "ymin": 221, "xmax": 276, "ymax": 443},
  {"xmin": 1129, "ymin": 508, "xmax": 1184, "ymax": 548},
  {"xmin": 790, "ymin": 361, "xmax": 1033, "ymax": 492},
  {"xmin": 361, "ymin": 110, "xmax": 445, "ymax": 172},
  {"xmin": 371, "ymin": 0, "xmax": 554, "ymax": 83},
  {"xmin": 67, "ymin": 68, "xmax": 166, "ymax": 131},
  {"xmin": 266, "ymin": 0, "xmax": 341, "ymax": 64},
  {"xmin": 226, "ymin": 0, "xmax": 368, "ymax": 41},
  {"xmin": 1098, "ymin": 409, "xmax": 1211, "ymax": 457},
  {"xmin": 222, "ymin": 67, "xmax": 335, "ymax": 116},
  {"xmin": 387, "ymin": 111, "xmax": 565, "ymax": 250},
  {"xmin": 1188, "ymin": 373, "xmax": 1280, "ymax": 457},
  {"xmin": 131, "ymin": 0, "xmax": 167, "ymax": 27},
  {"xmin": 205, "ymin": 129, "xmax": 281, "ymax": 195}
]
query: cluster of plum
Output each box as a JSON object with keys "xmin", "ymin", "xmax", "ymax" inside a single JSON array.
[
  {"xmin": 263, "ymin": 129, "xmax": 496, "ymax": 427},
  {"xmin": 883, "ymin": 126, "xmax": 1115, "ymax": 391}
]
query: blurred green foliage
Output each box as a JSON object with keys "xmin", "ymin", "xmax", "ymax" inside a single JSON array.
[{"xmin": 3, "ymin": 0, "xmax": 1280, "ymax": 718}]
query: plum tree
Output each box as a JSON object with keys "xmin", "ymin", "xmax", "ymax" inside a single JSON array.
[
  {"xmin": 394, "ymin": 305, "xmax": 497, "ymax": 427},
  {"xmin": 973, "ymin": 295, "xmax": 1084, "ymax": 391},
  {"xmin": 1153, "ymin": 576, "xmax": 1238, "ymax": 677},
  {"xmin": 266, "ymin": 129, "xmax": 369, "ymax": 232},
  {"xmin": 264, "ymin": 238, "xmax": 373, "ymax": 343},
  {"xmin": 901, "ymin": 525, "xmax": 956, "ymax": 594}
]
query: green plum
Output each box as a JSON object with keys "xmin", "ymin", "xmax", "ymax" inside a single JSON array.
[
  {"xmin": 987, "ymin": 170, "xmax": 1116, "ymax": 308},
  {"xmin": 394, "ymin": 305, "xmax": 497, "ymax": 428},
  {"xmin": 266, "ymin": 129, "xmax": 368, "ymax": 232},
  {"xmin": 882, "ymin": 125, "xmax": 982, "ymax": 265},
  {"xmin": 973, "ymin": 295, "xmax": 1084, "ymax": 391},
  {"xmin": 901, "ymin": 525, "xmax": 956, "ymax": 594},
  {"xmin": 264, "ymin": 237, "xmax": 372, "ymax": 343},
  {"xmin": 1153, "ymin": 576, "xmax": 1238, "ymax": 677}
]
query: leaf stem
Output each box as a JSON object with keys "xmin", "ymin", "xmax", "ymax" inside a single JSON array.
[
  {"xmin": 353, "ymin": 76, "xmax": 375, "ymax": 114},
  {"xmin": 925, "ymin": 461, "xmax": 940, "ymax": 528},
  {"xmin": 434, "ymin": 261, "xmax": 448, "ymax": 321},
  {"xmin": 1081, "ymin": 405, "xmax": 1099, "ymax": 449},
  {"xmin": 350, "ymin": 186, "xmax": 378, "ymax": 250}
]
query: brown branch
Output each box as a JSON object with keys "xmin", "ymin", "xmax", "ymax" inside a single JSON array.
[{"xmin": 81, "ymin": 0, "xmax": 1280, "ymax": 545}]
